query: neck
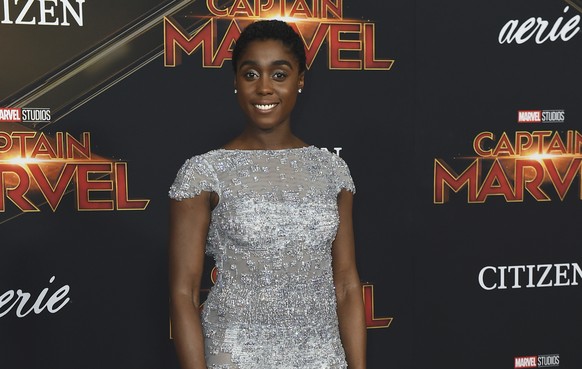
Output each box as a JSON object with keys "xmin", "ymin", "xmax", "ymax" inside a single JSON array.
[{"xmin": 226, "ymin": 127, "xmax": 306, "ymax": 150}]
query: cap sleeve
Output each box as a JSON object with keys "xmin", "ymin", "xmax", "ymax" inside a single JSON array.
[
  {"xmin": 168, "ymin": 155, "xmax": 218, "ymax": 201},
  {"xmin": 331, "ymin": 154, "xmax": 356, "ymax": 194}
]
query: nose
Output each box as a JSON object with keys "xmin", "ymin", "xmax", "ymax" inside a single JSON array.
[{"xmin": 256, "ymin": 76, "xmax": 273, "ymax": 95}]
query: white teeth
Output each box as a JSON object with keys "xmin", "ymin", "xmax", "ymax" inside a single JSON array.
[{"xmin": 254, "ymin": 104, "xmax": 277, "ymax": 110}]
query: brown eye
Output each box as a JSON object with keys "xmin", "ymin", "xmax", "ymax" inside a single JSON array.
[
  {"xmin": 243, "ymin": 70, "xmax": 258, "ymax": 80},
  {"xmin": 273, "ymin": 72, "xmax": 287, "ymax": 80}
]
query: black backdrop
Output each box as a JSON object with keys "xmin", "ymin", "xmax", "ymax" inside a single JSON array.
[{"xmin": 0, "ymin": 1, "xmax": 580, "ymax": 368}]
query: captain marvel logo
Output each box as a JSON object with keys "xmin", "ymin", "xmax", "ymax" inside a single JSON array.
[
  {"xmin": 0, "ymin": 131, "xmax": 149, "ymax": 216},
  {"xmin": 434, "ymin": 130, "xmax": 582, "ymax": 203},
  {"xmin": 164, "ymin": 0, "xmax": 394, "ymax": 70}
]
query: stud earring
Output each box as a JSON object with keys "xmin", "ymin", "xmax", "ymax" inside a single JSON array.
[
  {"xmin": 234, "ymin": 89, "xmax": 237, "ymax": 94},
  {"xmin": 298, "ymin": 88, "xmax": 302, "ymax": 94}
]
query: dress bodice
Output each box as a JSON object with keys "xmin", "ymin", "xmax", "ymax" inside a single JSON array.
[{"xmin": 169, "ymin": 146, "xmax": 355, "ymax": 369}]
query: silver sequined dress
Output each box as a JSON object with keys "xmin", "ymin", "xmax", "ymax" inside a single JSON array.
[{"xmin": 169, "ymin": 146, "xmax": 355, "ymax": 369}]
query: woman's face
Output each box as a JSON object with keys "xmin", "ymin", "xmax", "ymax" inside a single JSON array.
[{"xmin": 234, "ymin": 39, "xmax": 305, "ymax": 131}]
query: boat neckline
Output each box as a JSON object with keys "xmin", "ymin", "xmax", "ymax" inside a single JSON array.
[{"xmin": 215, "ymin": 145, "xmax": 315, "ymax": 152}]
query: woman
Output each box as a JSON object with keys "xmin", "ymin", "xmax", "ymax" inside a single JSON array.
[{"xmin": 168, "ymin": 19, "xmax": 366, "ymax": 369}]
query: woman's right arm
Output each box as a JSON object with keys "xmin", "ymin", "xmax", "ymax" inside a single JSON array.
[{"xmin": 169, "ymin": 193, "xmax": 211, "ymax": 369}]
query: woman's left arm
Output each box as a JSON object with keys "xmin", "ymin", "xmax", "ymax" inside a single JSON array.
[{"xmin": 332, "ymin": 189, "xmax": 367, "ymax": 369}]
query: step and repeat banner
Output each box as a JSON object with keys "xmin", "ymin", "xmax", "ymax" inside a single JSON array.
[{"xmin": 0, "ymin": 1, "xmax": 579, "ymax": 368}]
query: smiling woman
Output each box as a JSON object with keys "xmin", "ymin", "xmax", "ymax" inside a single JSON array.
[
  {"xmin": 226, "ymin": 20, "xmax": 306, "ymax": 149},
  {"xmin": 230, "ymin": 38, "xmax": 304, "ymax": 144},
  {"xmin": 168, "ymin": 19, "xmax": 366, "ymax": 369}
]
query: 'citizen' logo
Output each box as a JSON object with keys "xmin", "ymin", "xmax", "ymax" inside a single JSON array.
[
  {"xmin": 0, "ymin": 0, "xmax": 85, "ymax": 27},
  {"xmin": 479, "ymin": 263, "xmax": 582, "ymax": 290}
]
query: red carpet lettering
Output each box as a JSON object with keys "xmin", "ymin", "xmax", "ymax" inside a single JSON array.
[
  {"xmin": 434, "ymin": 130, "xmax": 582, "ymax": 203},
  {"xmin": 164, "ymin": 0, "xmax": 394, "ymax": 70},
  {"xmin": 0, "ymin": 131, "xmax": 150, "ymax": 212},
  {"xmin": 362, "ymin": 284, "xmax": 392, "ymax": 328}
]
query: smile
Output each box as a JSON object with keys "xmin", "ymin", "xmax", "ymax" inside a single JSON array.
[{"xmin": 254, "ymin": 103, "xmax": 278, "ymax": 111}]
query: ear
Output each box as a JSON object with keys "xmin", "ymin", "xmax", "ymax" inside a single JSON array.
[{"xmin": 298, "ymin": 72, "xmax": 305, "ymax": 90}]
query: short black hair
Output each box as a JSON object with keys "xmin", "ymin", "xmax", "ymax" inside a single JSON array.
[{"xmin": 232, "ymin": 19, "xmax": 307, "ymax": 73}]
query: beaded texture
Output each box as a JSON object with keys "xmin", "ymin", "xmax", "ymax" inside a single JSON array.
[{"xmin": 169, "ymin": 146, "xmax": 355, "ymax": 369}]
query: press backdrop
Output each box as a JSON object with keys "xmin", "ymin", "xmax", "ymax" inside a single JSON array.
[{"xmin": 1, "ymin": 1, "xmax": 580, "ymax": 368}]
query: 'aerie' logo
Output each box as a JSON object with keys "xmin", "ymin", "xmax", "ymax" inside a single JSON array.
[
  {"xmin": 499, "ymin": 6, "xmax": 580, "ymax": 44},
  {"xmin": 0, "ymin": 276, "xmax": 70, "ymax": 318}
]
